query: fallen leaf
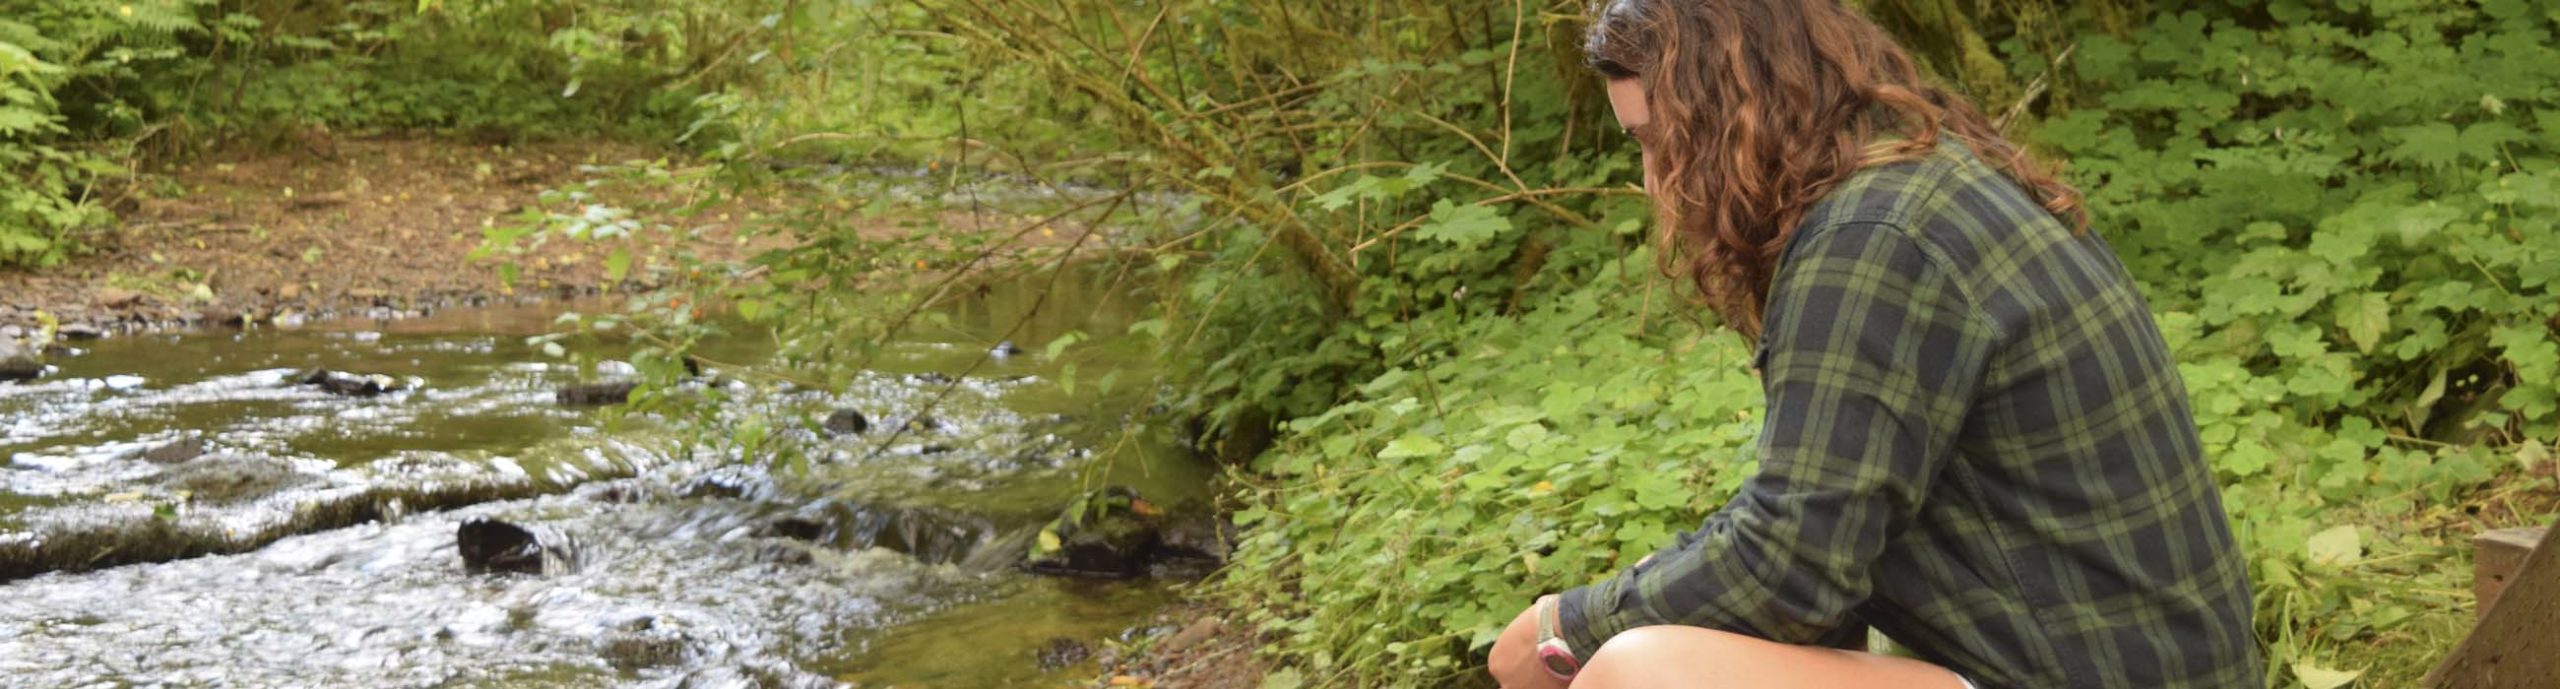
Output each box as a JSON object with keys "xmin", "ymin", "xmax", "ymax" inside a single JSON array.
[
  {"xmin": 2307, "ymin": 525, "xmax": 2361, "ymax": 567},
  {"xmin": 2292, "ymin": 660, "xmax": 2361, "ymax": 689}
]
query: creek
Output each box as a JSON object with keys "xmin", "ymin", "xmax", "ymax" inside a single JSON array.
[{"xmin": 0, "ymin": 270, "xmax": 1214, "ymax": 687}]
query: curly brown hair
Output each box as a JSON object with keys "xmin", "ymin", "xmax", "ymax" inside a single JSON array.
[{"xmin": 1585, "ymin": 0, "xmax": 2083, "ymax": 339}]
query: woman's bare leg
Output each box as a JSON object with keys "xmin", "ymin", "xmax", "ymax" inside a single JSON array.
[{"xmin": 1572, "ymin": 626, "xmax": 1968, "ymax": 689}]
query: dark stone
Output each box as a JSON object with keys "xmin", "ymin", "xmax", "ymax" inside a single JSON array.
[
  {"xmin": 1034, "ymin": 637, "xmax": 1091, "ymax": 671},
  {"xmin": 140, "ymin": 436, "xmax": 207, "ymax": 464},
  {"xmin": 822, "ymin": 500, "xmax": 998, "ymax": 565},
  {"xmin": 601, "ymin": 631, "xmax": 689, "ymax": 672},
  {"xmin": 821, "ymin": 409, "xmax": 869, "ymax": 436},
  {"xmin": 1, "ymin": 345, "xmax": 38, "ymax": 382},
  {"xmin": 0, "ymin": 359, "xmax": 34, "ymax": 382},
  {"xmin": 456, "ymin": 517, "xmax": 577, "ymax": 576},
  {"xmin": 766, "ymin": 516, "xmax": 826, "ymax": 542},
  {"xmin": 56, "ymin": 323, "xmax": 103, "ymax": 340},
  {"xmin": 908, "ymin": 372, "xmax": 955, "ymax": 385},
  {"xmin": 296, "ymin": 369, "xmax": 406, "ymax": 396},
  {"xmin": 990, "ymin": 340, "xmax": 1025, "ymax": 359},
  {"xmin": 1024, "ymin": 486, "xmax": 1163, "ymax": 579},
  {"xmin": 573, "ymin": 480, "xmax": 655, "ymax": 504},
  {"xmin": 555, "ymin": 381, "xmax": 638, "ymax": 407},
  {"xmin": 1156, "ymin": 513, "xmax": 1232, "ymax": 565},
  {"xmin": 1015, "ymin": 489, "xmax": 1235, "ymax": 580},
  {"xmin": 457, "ymin": 518, "xmax": 541, "ymax": 575},
  {"xmin": 676, "ymin": 466, "xmax": 774, "ymax": 501},
  {"xmin": 751, "ymin": 542, "xmax": 816, "ymax": 566},
  {"xmin": 194, "ymin": 306, "xmax": 246, "ymax": 329},
  {"xmin": 917, "ymin": 443, "xmax": 956, "ymax": 456}
]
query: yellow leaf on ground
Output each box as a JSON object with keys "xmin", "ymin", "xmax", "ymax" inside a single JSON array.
[{"xmin": 2292, "ymin": 660, "xmax": 2361, "ymax": 689}]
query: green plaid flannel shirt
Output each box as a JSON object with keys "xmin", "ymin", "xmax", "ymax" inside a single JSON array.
[{"xmin": 1557, "ymin": 141, "xmax": 2263, "ymax": 689}]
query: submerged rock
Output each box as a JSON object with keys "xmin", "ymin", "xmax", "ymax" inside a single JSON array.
[
  {"xmin": 1013, "ymin": 488, "xmax": 1232, "ymax": 579},
  {"xmin": 1024, "ymin": 486, "xmax": 1163, "ymax": 579},
  {"xmin": 822, "ymin": 409, "xmax": 870, "ymax": 436},
  {"xmin": 456, "ymin": 517, "xmax": 581, "ymax": 576},
  {"xmin": 990, "ymin": 340, "xmax": 1024, "ymax": 359},
  {"xmin": 601, "ymin": 629, "xmax": 690, "ymax": 672},
  {"xmin": 150, "ymin": 454, "xmax": 319, "ymax": 504},
  {"xmin": 781, "ymin": 499, "xmax": 1001, "ymax": 566},
  {"xmin": 1152, "ymin": 513, "xmax": 1232, "ymax": 577},
  {"xmin": 907, "ymin": 372, "xmax": 956, "ymax": 385},
  {"xmin": 677, "ymin": 466, "xmax": 777, "ymax": 501},
  {"xmin": 296, "ymin": 369, "xmax": 407, "ymax": 396},
  {"xmin": 1035, "ymin": 637, "xmax": 1091, "ymax": 670},
  {"xmin": 764, "ymin": 516, "xmax": 826, "ymax": 542},
  {"xmin": 556, "ymin": 381, "xmax": 638, "ymax": 407},
  {"xmin": 139, "ymin": 436, "xmax": 208, "ymax": 464}
]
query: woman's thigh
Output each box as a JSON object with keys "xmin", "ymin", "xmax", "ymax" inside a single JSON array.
[{"xmin": 1573, "ymin": 626, "xmax": 1967, "ymax": 689}]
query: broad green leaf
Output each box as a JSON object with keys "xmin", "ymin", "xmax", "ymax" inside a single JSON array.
[
  {"xmin": 1044, "ymin": 331, "xmax": 1085, "ymax": 359},
  {"xmin": 2334, "ymin": 293, "xmax": 2390, "ymax": 354},
  {"xmin": 604, "ymin": 247, "xmax": 632, "ymax": 282},
  {"xmin": 2306, "ymin": 525, "xmax": 2361, "ymax": 566},
  {"xmin": 1413, "ymin": 200, "xmax": 1511, "ymax": 249},
  {"xmin": 1378, "ymin": 434, "xmax": 1445, "ymax": 460}
]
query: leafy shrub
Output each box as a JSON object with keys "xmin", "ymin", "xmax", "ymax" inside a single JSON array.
[
  {"xmin": 0, "ymin": 0, "xmax": 790, "ymax": 268},
  {"xmin": 0, "ymin": 0, "xmax": 208, "ymax": 265},
  {"xmin": 1195, "ymin": 1, "xmax": 2560, "ymax": 688}
]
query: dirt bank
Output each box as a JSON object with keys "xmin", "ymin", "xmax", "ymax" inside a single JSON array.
[{"xmin": 0, "ymin": 136, "xmax": 761, "ymax": 335}]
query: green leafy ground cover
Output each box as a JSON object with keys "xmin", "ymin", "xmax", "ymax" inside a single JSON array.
[
  {"xmin": 556, "ymin": 1, "xmax": 2560, "ymax": 686},
  {"xmin": 1174, "ymin": 2, "xmax": 2560, "ymax": 688},
  {"xmin": 19, "ymin": 0, "xmax": 2557, "ymax": 687}
]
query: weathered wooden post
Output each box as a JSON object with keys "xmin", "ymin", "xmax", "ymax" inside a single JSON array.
[{"xmin": 2425, "ymin": 522, "xmax": 2558, "ymax": 688}]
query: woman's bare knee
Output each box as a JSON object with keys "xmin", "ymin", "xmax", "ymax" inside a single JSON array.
[
  {"xmin": 1574, "ymin": 626, "xmax": 1758, "ymax": 689},
  {"xmin": 1570, "ymin": 626, "xmax": 1964, "ymax": 689}
]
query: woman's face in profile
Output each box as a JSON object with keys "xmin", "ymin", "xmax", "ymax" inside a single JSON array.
[{"xmin": 1606, "ymin": 78, "xmax": 1658, "ymax": 197}]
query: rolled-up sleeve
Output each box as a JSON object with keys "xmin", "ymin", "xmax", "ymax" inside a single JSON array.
[{"xmin": 1556, "ymin": 220, "xmax": 1997, "ymax": 654}]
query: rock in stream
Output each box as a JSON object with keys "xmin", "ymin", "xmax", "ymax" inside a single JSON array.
[
  {"xmin": 295, "ymin": 369, "xmax": 408, "ymax": 396},
  {"xmin": 0, "ymin": 338, "xmax": 41, "ymax": 382}
]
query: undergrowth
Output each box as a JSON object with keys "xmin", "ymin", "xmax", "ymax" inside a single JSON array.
[{"xmin": 464, "ymin": 1, "xmax": 2559, "ymax": 687}]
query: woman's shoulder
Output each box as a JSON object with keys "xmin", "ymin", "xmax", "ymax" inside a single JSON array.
[{"xmin": 1791, "ymin": 138, "xmax": 2077, "ymax": 269}]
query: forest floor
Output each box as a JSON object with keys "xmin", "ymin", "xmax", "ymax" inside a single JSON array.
[
  {"xmin": 1095, "ymin": 602, "xmax": 1268, "ymax": 689},
  {"xmin": 0, "ymin": 134, "xmax": 1076, "ymax": 337},
  {"xmin": 1, "ymin": 136, "xmax": 716, "ymax": 334}
]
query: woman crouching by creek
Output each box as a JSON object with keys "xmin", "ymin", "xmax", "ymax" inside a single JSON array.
[{"xmin": 1485, "ymin": 2, "xmax": 2264, "ymax": 688}]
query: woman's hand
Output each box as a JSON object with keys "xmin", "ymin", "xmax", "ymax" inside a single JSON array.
[{"xmin": 1487, "ymin": 595, "xmax": 1571, "ymax": 689}]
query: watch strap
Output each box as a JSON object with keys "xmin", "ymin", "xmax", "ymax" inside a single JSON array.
[{"xmin": 1536, "ymin": 596, "xmax": 1566, "ymax": 649}]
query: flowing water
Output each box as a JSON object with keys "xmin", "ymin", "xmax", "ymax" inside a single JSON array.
[{"xmin": 0, "ymin": 272, "xmax": 1212, "ymax": 687}]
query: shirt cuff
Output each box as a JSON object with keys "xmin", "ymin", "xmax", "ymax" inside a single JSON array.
[{"xmin": 1556, "ymin": 573, "xmax": 1644, "ymax": 658}]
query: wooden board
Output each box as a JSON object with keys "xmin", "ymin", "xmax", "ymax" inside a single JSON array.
[
  {"xmin": 2475, "ymin": 527, "xmax": 2548, "ymax": 617},
  {"xmin": 2426, "ymin": 521, "xmax": 2560, "ymax": 688}
]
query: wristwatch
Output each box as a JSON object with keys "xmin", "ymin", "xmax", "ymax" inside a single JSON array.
[{"xmin": 1534, "ymin": 595, "xmax": 1582, "ymax": 681}]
